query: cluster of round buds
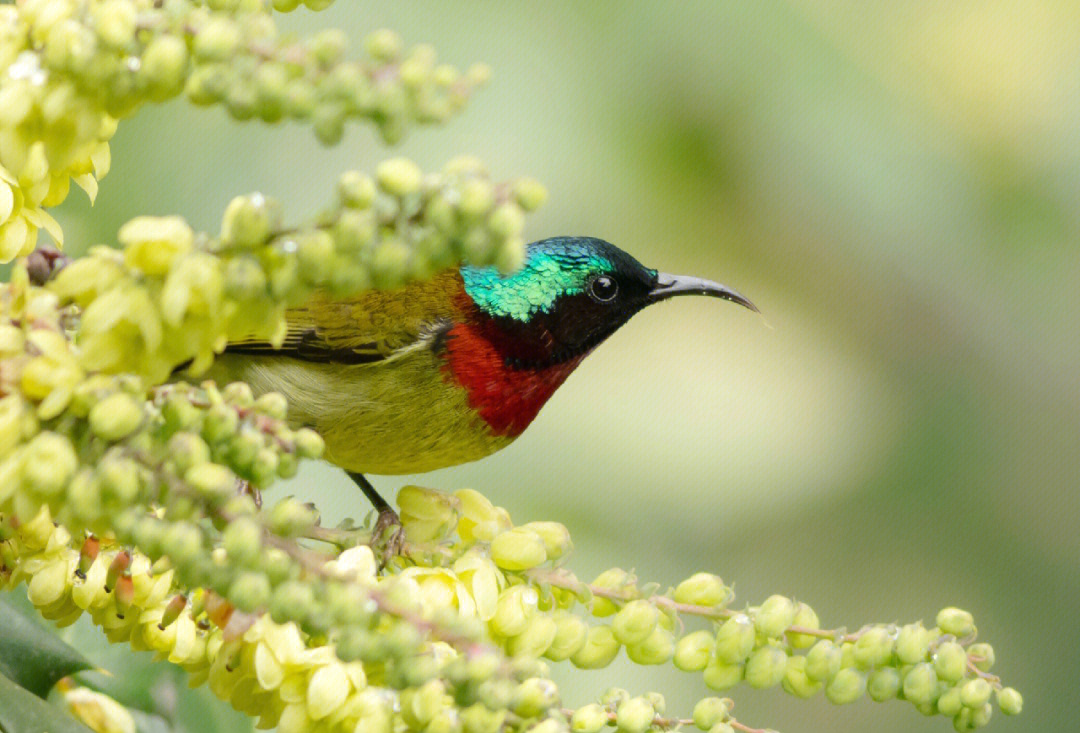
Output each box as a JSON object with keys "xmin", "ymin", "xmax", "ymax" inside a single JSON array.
[
  {"xmin": 0, "ymin": 500, "xmax": 573, "ymax": 733},
  {"xmin": 181, "ymin": 16, "xmax": 491, "ymax": 145},
  {"xmin": 0, "ymin": 0, "xmax": 126, "ymax": 262},
  {"xmin": 46, "ymin": 159, "xmax": 544, "ymax": 383},
  {"xmin": 0, "ymin": 1, "xmax": 489, "ymax": 265},
  {"xmin": 398, "ymin": 485, "xmax": 1024, "ymax": 731}
]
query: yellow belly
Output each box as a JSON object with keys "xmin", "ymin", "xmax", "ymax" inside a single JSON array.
[{"xmin": 203, "ymin": 350, "xmax": 513, "ymax": 475}]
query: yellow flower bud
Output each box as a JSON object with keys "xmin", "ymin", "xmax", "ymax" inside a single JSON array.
[
  {"xmin": 490, "ymin": 585, "xmax": 537, "ymax": 638},
  {"xmin": 461, "ymin": 703, "xmax": 505, "ymax": 733},
  {"xmin": 326, "ymin": 545, "xmax": 377, "ymax": 583},
  {"xmin": 611, "ymin": 600, "xmax": 659, "ymax": 646},
  {"xmin": 571, "ymin": 703, "xmax": 608, "ymax": 733},
  {"xmin": 960, "ymin": 678, "xmax": 992, "ymax": 709},
  {"xmin": 702, "ymin": 658, "xmax": 743, "ymax": 691},
  {"xmin": 590, "ymin": 568, "xmax": 632, "ymax": 617},
  {"xmin": 376, "ymin": 157, "xmax": 422, "ymax": 197},
  {"xmin": 365, "ymin": 29, "xmax": 403, "ymax": 62},
  {"xmin": 895, "ymin": 622, "xmax": 931, "ymax": 664},
  {"xmin": 744, "ymin": 646, "xmax": 788, "ymax": 689},
  {"xmin": 487, "ymin": 203, "xmax": 524, "ymax": 239},
  {"xmin": 27, "ymin": 555, "xmax": 70, "ymax": 607},
  {"xmin": 672, "ymin": 573, "xmax": 728, "ymax": 607},
  {"xmin": 512, "ymin": 178, "xmax": 548, "ymax": 212},
  {"xmin": 996, "ymin": 687, "xmax": 1022, "ymax": 715},
  {"xmin": 353, "ymin": 689, "xmax": 395, "ymax": 733},
  {"xmin": 714, "ymin": 614, "xmax": 755, "ymax": 664},
  {"xmin": 64, "ymin": 686, "xmax": 136, "ymax": 733},
  {"xmin": 901, "ymin": 662, "xmax": 938, "ymax": 706},
  {"xmin": 24, "ymin": 430, "xmax": 78, "ymax": 495},
  {"xmin": 933, "ymin": 640, "xmax": 968, "ymax": 683},
  {"xmin": 401, "ymin": 679, "xmax": 446, "ymax": 728},
  {"xmin": 692, "ymin": 697, "xmax": 731, "ymax": 731},
  {"xmin": 512, "ymin": 677, "xmax": 558, "ymax": 718},
  {"xmin": 88, "ymin": 392, "xmax": 144, "ymax": 442},
  {"xmin": 781, "ymin": 654, "xmax": 822, "ymax": 698},
  {"xmin": 544, "ymin": 612, "xmax": 589, "ymax": 662},
  {"xmin": 518, "ymin": 521, "xmax": 572, "ymax": 561},
  {"xmin": 459, "ymin": 179, "xmax": 494, "ymax": 219},
  {"xmin": 506, "ymin": 614, "xmax": 557, "ymax": 658},
  {"xmin": 571, "ymin": 625, "xmax": 620, "ymax": 669},
  {"xmin": 490, "ymin": 527, "xmax": 547, "ymax": 571},
  {"xmin": 119, "ymin": 216, "xmax": 194, "ymax": 276},
  {"xmin": 92, "ymin": 0, "xmax": 136, "ymax": 50},
  {"xmin": 455, "ymin": 488, "xmax": 509, "ymax": 542},
  {"xmin": 825, "ymin": 668, "xmax": 866, "ymax": 705},
  {"xmin": 867, "ymin": 666, "xmax": 902, "ymax": 702},
  {"xmin": 625, "ymin": 626, "xmax": 675, "ymax": 666},
  {"xmin": 853, "ymin": 626, "xmax": 894, "ymax": 668},
  {"xmin": 936, "ymin": 607, "xmax": 975, "ymax": 637},
  {"xmin": 615, "ymin": 697, "xmax": 654, "ymax": 733},
  {"xmin": 398, "ymin": 485, "xmax": 460, "ymax": 542},
  {"xmin": 673, "ymin": 630, "xmax": 713, "ymax": 672},
  {"xmin": 754, "ymin": 595, "xmax": 796, "ymax": 639}
]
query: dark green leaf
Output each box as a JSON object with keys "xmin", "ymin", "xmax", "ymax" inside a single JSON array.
[
  {"xmin": 0, "ymin": 594, "xmax": 92, "ymax": 698},
  {"xmin": 0, "ymin": 671, "xmax": 93, "ymax": 733}
]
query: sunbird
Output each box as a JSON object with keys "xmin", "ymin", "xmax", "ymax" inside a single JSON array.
[{"xmin": 206, "ymin": 236, "xmax": 756, "ymax": 539}]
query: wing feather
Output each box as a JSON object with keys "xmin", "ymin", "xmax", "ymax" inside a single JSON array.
[{"xmin": 224, "ymin": 270, "xmax": 463, "ymax": 365}]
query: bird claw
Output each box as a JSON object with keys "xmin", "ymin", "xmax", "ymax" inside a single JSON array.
[{"xmin": 372, "ymin": 507, "xmax": 404, "ymax": 567}]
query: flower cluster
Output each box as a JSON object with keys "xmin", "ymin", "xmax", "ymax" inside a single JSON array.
[
  {"xmin": 46, "ymin": 158, "xmax": 543, "ymax": 382},
  {"xmin": 0, "ymin": 0, "xmax": 487, "ymax": 262}
]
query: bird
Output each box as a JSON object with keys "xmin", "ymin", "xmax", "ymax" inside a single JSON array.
[{"xmin": 203, "ymin": 236, "xmax": 756, "ymax": 542}]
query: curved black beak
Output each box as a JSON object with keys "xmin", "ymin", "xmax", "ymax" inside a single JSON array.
[{"xmin": 648, "ymin": 272, "xmax": 759, "ymax": 312}]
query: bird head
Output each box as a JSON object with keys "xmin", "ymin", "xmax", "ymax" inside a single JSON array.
[{"xmin": 459, "ymin": 237, "xmax": 756, "ymax": 368}]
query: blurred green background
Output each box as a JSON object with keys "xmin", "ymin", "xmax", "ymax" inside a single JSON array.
[{"xmin": 44, "ymin": 2, "xmax": 1078, "ymax": 731}]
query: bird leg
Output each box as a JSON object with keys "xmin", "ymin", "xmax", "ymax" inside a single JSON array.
[{"xmin": 347, "ymin": 472, "xmax": 404, "ymax": 563}]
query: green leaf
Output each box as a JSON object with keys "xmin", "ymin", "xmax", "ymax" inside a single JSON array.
[
  {"xmin": 0, "ymin": 671, "xmax": 93, "ymax": 733},
  {"xmin": 0, "ymin": 594, "xmax": 92, "ymax": 698}
]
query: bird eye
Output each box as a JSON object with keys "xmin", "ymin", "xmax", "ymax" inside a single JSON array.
[{"xmin": 588, "ymin": 274, "xmax": 618, "ymax": 303}]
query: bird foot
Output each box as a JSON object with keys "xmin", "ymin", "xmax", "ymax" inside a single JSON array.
[{"xmin": 372, "ymin": 507, "xmax": 405, "ymax": 567}]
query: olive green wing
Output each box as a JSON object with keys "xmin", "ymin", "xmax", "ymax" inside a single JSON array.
[{"xmin": 224, "ymin": 271, "xmax": 463, "ymax": 364}]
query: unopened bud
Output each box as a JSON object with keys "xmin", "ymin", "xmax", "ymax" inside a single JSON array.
[
  {"xmin": 745, "ymin": 646, "xmax": 787, "ymax": 689},
  {"xmin": 673, "ymin": 630, "xmax": 713, "ymax": 672},
  {"xmin": 996, "ymin": 687, "xmax": 1022, "ymax": 715},
  {"xmin": 615, "ymin": 697, "xmax": 654, "ymax": 733},
  {"xmin": 754, "ymin": 595, "xmax": 796, "ymax": 639},
  {"xmin": 902, "ymin": 663, "xmax": 938, "ymax": 706},
  {"xmin": 867, "ymin": 667, "xmax": 902, "ymax": 701},
  {"xmin": 825, "ymin": 668, "xmax": 866, "ymax": 705},
  {"xmin": 570, "ymin": 625, "xmax": 620, "ymax": 670},
  {"xmin": 692, "ymin": 697, "xmax": 731, "ymax": 731},
  {"xmin": 673, "ymin": 573, "xmax": 728, "ymax": 607},
  {"xmin": 936, "ymin": 607, "xmax": 975, "ymax": 637},
  {"xmin": 853, "ymin": 626, "xmax": 894, "ymax": 668},
  {"xmin": 612, "ymin": 600, "xmax": 659, "ymax": 646},
  {"xmin": 714, "ymin": 614, "xmax": 755, "ymax": 664},
  {"xmin": 490, "ymin": 528, "xmax": 547, "ymax": 571},
  {"xmin": 571, "ymin": 703, "xmax": 608, "ymax": 733},
  {"xmin": 934, "ymin": 640, "xmax": 968, "ymax": 683}
]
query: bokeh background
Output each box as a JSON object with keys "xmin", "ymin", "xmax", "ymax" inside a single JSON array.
[{"xmin": 42, "ymin": 2, "xmax": 1078, "ymax": 732}]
